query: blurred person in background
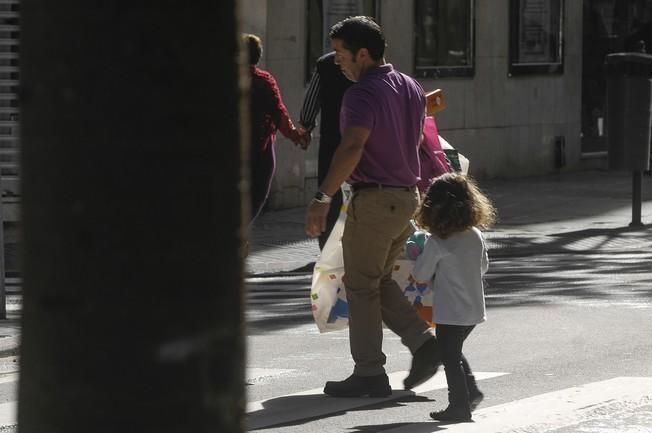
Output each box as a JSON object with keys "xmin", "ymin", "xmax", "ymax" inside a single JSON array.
[{"xmin": 244, "ymin": 33, "xmax": 308, "ymax": 223}]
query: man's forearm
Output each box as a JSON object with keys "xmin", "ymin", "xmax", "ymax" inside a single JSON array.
[{"xmin": 318, "ymin": 126, "xmax": 368, "ymax": 196}]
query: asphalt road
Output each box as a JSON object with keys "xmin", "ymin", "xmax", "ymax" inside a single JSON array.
[{"xmin": 244, "ymin": 247, "xmax": 652, "ymax": 432}]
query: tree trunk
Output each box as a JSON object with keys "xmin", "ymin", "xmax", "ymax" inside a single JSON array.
[{"xmin": 18, "ymin": 2, "xmax": 245, "ymax": 432}]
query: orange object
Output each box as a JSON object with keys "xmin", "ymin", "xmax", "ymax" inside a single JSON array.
[
  {"xmin": 414, "ymin": 304, "xmax": 435, "ymax": 328},
  {"xmin": 426, "ymin": 89, "xmax": 446, "ymax": 115}
]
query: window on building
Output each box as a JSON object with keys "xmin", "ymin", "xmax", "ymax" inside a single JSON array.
[
  {"xmin": 509, "ymin": 0, "xmax": 564, "ymax": 75},
  {"xmin": 305, "ymin": 0, "xmax": 381, "ymax": 82},
  {"xmin": 414, "ymin": 0, "xmax": 475, "ymax": 78}
]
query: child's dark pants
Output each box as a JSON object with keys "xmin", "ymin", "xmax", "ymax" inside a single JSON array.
[{"xmin": 436, "ymin": 324, "xmax": 480, "ymax": 413}]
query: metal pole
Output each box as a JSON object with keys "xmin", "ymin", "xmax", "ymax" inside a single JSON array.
[{"xmin": 631, "ymin": 170, "xmax": 644, "ymax": 227}]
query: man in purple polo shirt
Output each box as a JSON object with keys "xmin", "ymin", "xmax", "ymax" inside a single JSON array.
[{"xmin": 305, "ymin": 16, "xmax": 441, "ymax": 398}]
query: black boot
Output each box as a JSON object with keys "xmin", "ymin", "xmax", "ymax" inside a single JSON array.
[
  {"xmin": 323, "ymin": 373, "xmax": 391, "ymax": 397},
  {"xmin": 469, "ymin": 390, "xmax": 484, "ymax": 411},
  {"xmin": 461, "ymin": 357, "xmax": 483, "ymax": 411},
  {"xmin": 403, "ymin": 337, "xmax": 441, "ymax": 389},
  {"xmin": 430, "ymin": 406, "xmax": 472, "ymax": 422}
]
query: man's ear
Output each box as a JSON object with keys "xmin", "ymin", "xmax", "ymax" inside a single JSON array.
[{"xmin": 357, "ymin": 47, "xmax": 370, "ymax": 62}]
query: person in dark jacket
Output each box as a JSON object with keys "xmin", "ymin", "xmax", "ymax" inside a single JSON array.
[{"xmin": 300, "ymin": 51, "xmax": 353, "ymax": 250}]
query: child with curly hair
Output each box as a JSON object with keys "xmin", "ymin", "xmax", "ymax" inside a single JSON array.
[{"xmin": 412, "ymin": 172, "xmax": 496, "ymax": 422}]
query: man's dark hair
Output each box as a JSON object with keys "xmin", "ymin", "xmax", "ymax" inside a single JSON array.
[
  {"xmin": 329, "ymin": 16, "xmax": 385, "ymax": 61},
  {"xmin": 243, "ymin": 33, "xmax": 262, "ymax": 65}
]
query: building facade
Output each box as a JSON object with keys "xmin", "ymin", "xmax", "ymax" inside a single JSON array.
[{"xmin": 241, "ymin": 0, "xmax": 652, "ymax": 210}]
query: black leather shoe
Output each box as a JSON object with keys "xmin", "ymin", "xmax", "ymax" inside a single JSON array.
[
  {"xmin": 469, "ymin": 390, "xmax": 484, "ymax": 412},
  {"xmin": 323, "ymin": 373, "xmax": 391, "ymax": 397},
  {"xmin": 403, "ymin": 337, "xmax": 441, "ymax": 389},
  {"xmin": 429, "ymin": 407, "xmax": 472, "ymax": 422}
]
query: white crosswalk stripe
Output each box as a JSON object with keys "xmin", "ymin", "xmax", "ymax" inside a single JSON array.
[
  {"xmin": 0, "ymin": 401, "xmax": 15, "ymax": 427},
  {"xmin": 0, "ymin": 373, "xmax": 18, "ymax": 426},
  {"xmin": 384, "ymin": 377, "xmax": 652, "ymax": 433}
]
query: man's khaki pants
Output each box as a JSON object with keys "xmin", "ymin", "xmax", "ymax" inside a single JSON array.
[{"xmin": 342, "ymin": 186, "xmax": 431, "ymax": 376}]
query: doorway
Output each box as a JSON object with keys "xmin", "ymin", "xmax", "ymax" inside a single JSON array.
[{"xmin": 581, "ymin": 0, "xmax": 652, "ymax": 153}]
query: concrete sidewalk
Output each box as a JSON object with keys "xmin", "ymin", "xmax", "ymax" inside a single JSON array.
[{"xmin": 247, "ymin": 169, "xmax": 652, "ymax": 275}]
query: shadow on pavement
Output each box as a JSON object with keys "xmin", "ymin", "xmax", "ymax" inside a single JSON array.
[
  {"xmin": 350, "ymin": 421, "xmax": 456, "ymax": 432},
  {"xmin": 246, "ymin": 310, "xmax": 314, "ymax": 334},
  {"xmin": 247, "ymin": 393, "xmax": 433, "ymax": 431}
]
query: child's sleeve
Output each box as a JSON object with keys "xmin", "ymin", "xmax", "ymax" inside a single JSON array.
[{"xmin": 412, "ymin": 238, "xmax": 440, "ymax": 283}]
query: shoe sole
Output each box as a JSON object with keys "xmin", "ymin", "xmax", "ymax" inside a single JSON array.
[
  {"xmin": 429, "ymin": 413, "xmax": 472, "ymax": 423},
  {"xmin": 323, "ymin": 388, "xmax": 392, "ymax": 398}
]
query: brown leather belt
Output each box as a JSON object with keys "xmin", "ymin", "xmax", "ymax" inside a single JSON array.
[{"xmin": 351, "ymin": 183, "xmax": 415, "ymax": 192}]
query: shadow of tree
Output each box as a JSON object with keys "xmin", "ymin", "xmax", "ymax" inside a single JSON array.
[
  {"xmin": 485, "ymin": 226, "xmax": 652, "ymax": 308},
  {"xmin": 247, "ymin": 226, "xmax": 652, "ymax": 334}
]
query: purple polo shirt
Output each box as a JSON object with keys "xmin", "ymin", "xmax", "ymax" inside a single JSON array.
[{"xmin": 340, "ymin": 64, "xmax": 425, "ymax": 186}]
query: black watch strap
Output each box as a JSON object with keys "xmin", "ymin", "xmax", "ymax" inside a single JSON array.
[{"xmin": 313, "ymin": 191, "xmax": 332, "ymax": 204}]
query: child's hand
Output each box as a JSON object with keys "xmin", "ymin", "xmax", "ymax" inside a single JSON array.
[
  {"xmin": 405, "ymin": 230, "xmax": 429, "ymax": 260},
  {"xmin": 405, "ymin": 241, "xmax": 421, "ymax": 260},
  {"xmin": 408, "ymin": 274, "xmax": 429, "ymax": 286}
]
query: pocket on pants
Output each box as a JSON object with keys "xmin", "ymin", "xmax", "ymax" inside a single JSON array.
[
  {"xmin": 347, "ymin": 189, "xmax": 417, "ymax": 239},
  {"xmin": 347, "ymin": 190, "xmax": 378, "ymax": 224}
]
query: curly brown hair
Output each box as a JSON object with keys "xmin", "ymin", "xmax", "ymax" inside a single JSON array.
[{"xmin": 415, "ymin": 172, "xmax": 496, "ymax": 238}]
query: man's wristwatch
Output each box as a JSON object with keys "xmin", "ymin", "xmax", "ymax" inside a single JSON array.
[{"xmin": 313, "ymin": 191, "xmax": 332, "ymax": 204}]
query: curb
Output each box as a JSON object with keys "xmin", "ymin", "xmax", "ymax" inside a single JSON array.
[{"xmin": 0, "ymin": 335, "xmax": 19, "ymax": 358}]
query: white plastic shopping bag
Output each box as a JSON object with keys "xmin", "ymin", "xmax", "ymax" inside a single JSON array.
[
  {"xmin": 309, "ymin": 185, "xmax": 351, "ymax": 333},
  {"xmin": 309, "ymin": 185, "xmax": 434, "ymax": 333}
]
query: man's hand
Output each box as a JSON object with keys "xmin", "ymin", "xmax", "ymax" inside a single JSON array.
[
  {"xmin": 287, "ymin": 127, "xmax": 310, "ymax": 150},
  {"xmin": 305, "ymin": 200, "xmax": 330, "ymax": 237},
  {"xmin": 296, "ymin": 127, "xmax": 312, "ymax": 150}
]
